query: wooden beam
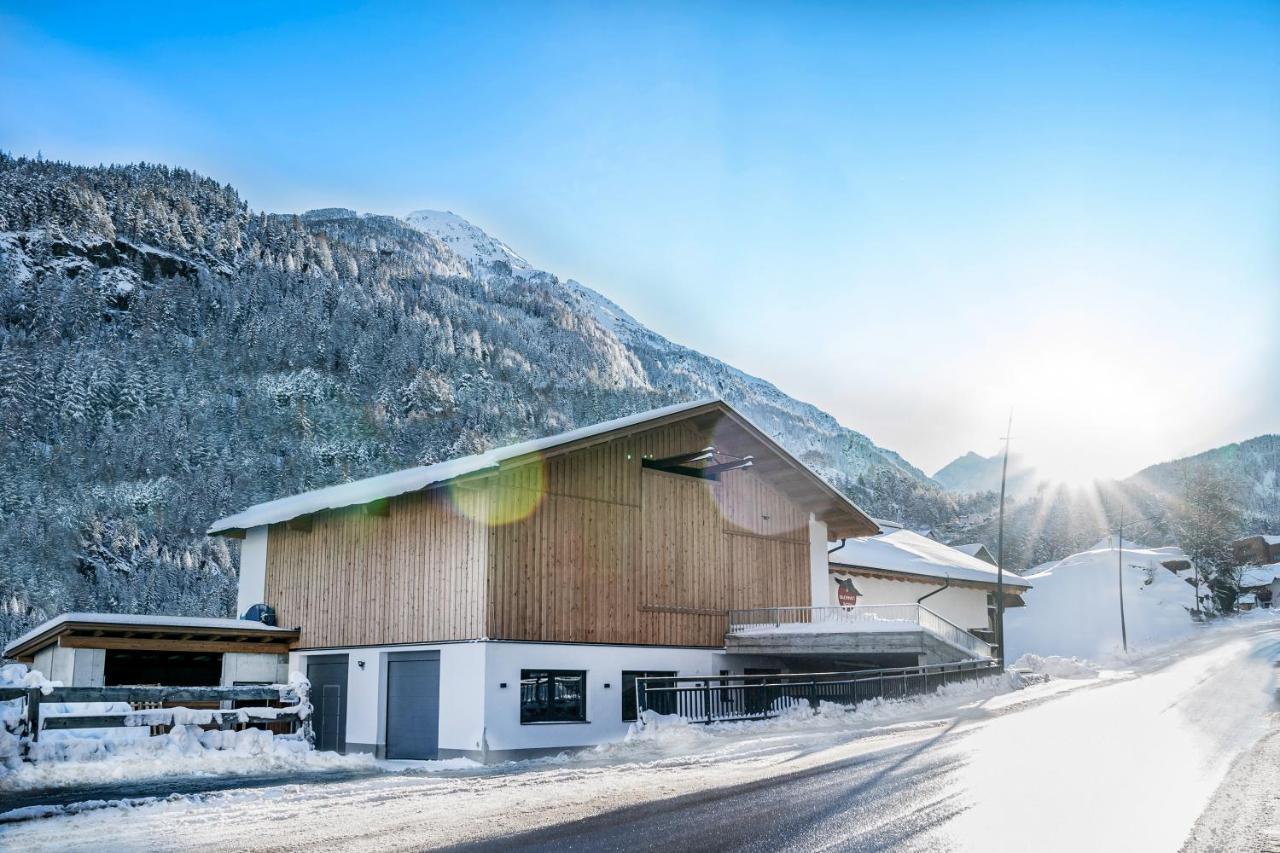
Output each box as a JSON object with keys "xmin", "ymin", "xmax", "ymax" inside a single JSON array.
[
  {"xmin": 286, "ymin": 515, "xmax": 313, "ymax": 532},
  {"xmin": 362, "ymin": 499, "xmax": 390, "ymax": 517},
  {"xmin": 47, "ymin": 685, "xmax": 286, "ymax": 703},
  {"xmin": 59, "ymin": 635, "xmax": 294, "ymax": 655},
  {"xmin": 42, "ymin": 711, "xmax": 301, "ymax": 731}
]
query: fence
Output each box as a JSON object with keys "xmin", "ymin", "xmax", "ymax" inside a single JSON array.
[
  {"xmin": 0, "ymin": 683, "xmax": 309, "ymax": 761},
  {"xmin": 635, "ymin": 659, "xmax": 1000, "ymax": 724},
  {"xmin": 727, "ymin": 604, "xmax": 994, "ymax": 660}
]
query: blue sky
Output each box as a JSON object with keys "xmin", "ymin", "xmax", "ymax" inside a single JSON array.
[{"xmin": 3, "ymin": 1, "xmax": 1277, "ymax": 481}]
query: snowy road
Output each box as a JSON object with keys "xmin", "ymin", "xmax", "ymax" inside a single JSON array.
[{"xmin": 1, "ymin": 619, "xmax": 1276, "ymax": 852}]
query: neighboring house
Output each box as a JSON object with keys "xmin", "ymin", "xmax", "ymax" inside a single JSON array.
[
  {"xmin": 3, "ymin": 613, "xmax": 296, "ymax": 687},
  {"xmin": 207, "ymin": 399, "xmax": 951, "ymax": 762},
  {"xmin": 1238, "ymin": 564, "xmax": 1280, "ymax": 609},
  {"xmin": 828, "ymin": 530, "xmax": 1031, "ymax": 656},
  {"xmin": 1232, "ymin": 535, "xmax": 1280, "ymax": 566},
  {"xmin": 953, "ymin": 543, "xmax": 997, "ymax": 565}
]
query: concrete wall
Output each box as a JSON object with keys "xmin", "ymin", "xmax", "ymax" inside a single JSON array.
[
  {"xmin": 221, "ymin": 652, "xmax": 289, "ymax": 686},
  {"xmin": 828, "ymin": 571, "xmax": 991, "ymax": 634},
  {"xmin": 236, "ymin": 526, "xmax": 269, "ymax": 618},
  {"xmin": 808, "ymin": 516, "xmax": 830, "ymax": 608}
]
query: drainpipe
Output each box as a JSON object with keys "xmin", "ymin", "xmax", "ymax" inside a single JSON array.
[
  {"xmin": 917, "ymin": 575, "xmax": 951, "ymax": 605},
  {"xmin": 827, "ymin": 539, "xmax": 847, "ymax": 555}
]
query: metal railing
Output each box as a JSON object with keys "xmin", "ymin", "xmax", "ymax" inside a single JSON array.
[
  {"xmin": 727, "ymin": 604, "xmax": 993, "ymax": 659},
  {"xmin": 636, "ymin": 659, "xmax": 1000, "ymax": 724}
]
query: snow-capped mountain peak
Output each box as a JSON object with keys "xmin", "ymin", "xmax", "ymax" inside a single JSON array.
[{"xmin": 405, "ymin": 209, "xmax": 531, "ymax": 273}]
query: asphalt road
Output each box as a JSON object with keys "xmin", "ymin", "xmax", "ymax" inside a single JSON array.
[
  {"xmin": 458, "ymin": 621, "xmax": 1280, "ymax": 853},
  {"xmin": 452, "ymin": 721, "xmax": 972, "ymax": 852}
]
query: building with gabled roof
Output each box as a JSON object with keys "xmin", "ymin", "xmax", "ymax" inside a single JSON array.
[{"xmin": 202, "ymin": 399, "xmax": 950, "ymax": 761}]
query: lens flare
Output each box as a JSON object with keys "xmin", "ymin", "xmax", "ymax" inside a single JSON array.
[{"xmin": 448, "ymin": 456, "xmax": 547, "ymax": 526}]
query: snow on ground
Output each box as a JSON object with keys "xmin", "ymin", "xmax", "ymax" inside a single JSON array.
[
  {"xmin": 1011, "ymin": 653, "xmax": 1100, "ymax": 679},
  {"xmin": 1005, "ymin": 539, "xmax": 1200, "ymax": 663},
  {"xmin": 1, "ymin": 727, "xmax": 376, "ymax": 793},
  {"xmin": 951, "ymin": 619, "xmax": 1279, "ymax": 853}
]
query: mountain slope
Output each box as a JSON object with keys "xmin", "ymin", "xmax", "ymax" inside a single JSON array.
[
  {"xmin": 1127, "ymin": 434, "xmax": 1280, "ymax": 529},
  {"xmin": 0, "ymin": 155, "xmax": 961, "ymax": 644},
  {"xmin": 932, "ymin": 450, "xmax": 1038, "ymax": 496}
]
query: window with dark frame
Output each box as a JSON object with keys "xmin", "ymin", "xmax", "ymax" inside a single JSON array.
[
  {"xmin": 621, "ymin": 671, "xmax": 676, "ymax": 721},
  {"xmin": 520, "ymin": 670, "xmax": 587, "ymax": 723}
]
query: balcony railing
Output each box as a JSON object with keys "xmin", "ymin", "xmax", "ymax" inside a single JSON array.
[
  {"xmin": 635, "ymin": 659, "xmax": 1000, "ymax": 724},
  {"xmin": 726, "ymin": 604, "xmax": 994, "ymax": 660}
]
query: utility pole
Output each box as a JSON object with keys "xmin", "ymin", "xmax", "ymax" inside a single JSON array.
[
  {"xmin": 1113, "ymin": 510, "xmax": 1160, "ymax": 653},
  {"xmin": 995, "ymin": 412, "xmax": 1013, "ymax": 671},
  {"xmin": 1117, "ymin": 508, "xmax": 1129, "ymax": 654}
]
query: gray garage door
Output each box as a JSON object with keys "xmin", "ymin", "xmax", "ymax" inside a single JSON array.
[
  {"xmin": 385, "ymin": 651, "xmax": 440, "ymax": 760},
  {"xmin": 307, "ymin": 654, "xmax": 348, "ymax": 753}
]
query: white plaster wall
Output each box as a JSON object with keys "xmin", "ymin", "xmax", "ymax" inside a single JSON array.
[
  {"xmin": 828, "ymin": 572, "xmax": 991, "ymax": 634},
  {"xmin": 291, "ymin": 642, "xmax": 806, "ymax": 756},
  {"xmin": 808, "ymin": 516, "xmax": 830, "ymax": 608},
  {"xmin": 291, "ymin": 642, "xmax": 488, "ymax": 754},
  {"xmin": 236, "ymin": 526, "xmax": 269, "ymax": 617},
  {"xmin": 481, "ymin": 643, "xmax": 721, "ymax": 753},
  {"xmin": 221, "ymin": 652, "xmax": 289, "ymax": 686}
]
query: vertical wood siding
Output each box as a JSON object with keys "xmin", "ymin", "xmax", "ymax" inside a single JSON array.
[
  {"xmin": 265, "ymin": 488, "xmax": 488, "ymax": 648},
  {"xmin": 265, "ymin": 417, "xmax": 813, "ymax": 648}
]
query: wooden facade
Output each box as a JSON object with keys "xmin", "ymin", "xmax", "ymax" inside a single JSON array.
[{"xmin": 261, "ymin": 406, "xmax": 875, "ymax": 649}]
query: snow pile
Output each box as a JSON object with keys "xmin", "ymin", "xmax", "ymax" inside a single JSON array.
[
  {"xmin": 4, "ymin": 727, "xmax": 375, "ymax": 792},
  {"xmin": 1005, "ymin": 540, "xmax": 1198, "ymax": 663},
  {"xmin": 0, "ymin": 666, "xmax": 363, "ymax": 791},
  {"xmin": 1012, "ymin": 653, "xmax": 1099, "ymax": 679}
]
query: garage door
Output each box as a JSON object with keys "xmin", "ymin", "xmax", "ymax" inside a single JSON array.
[
  {"xmin": 307, "ymin": 654, "xmax": 348, "ymax": 753},
  {"xmin": 385, "ymin": 651, "xmax": 440, "ymax": 760}
]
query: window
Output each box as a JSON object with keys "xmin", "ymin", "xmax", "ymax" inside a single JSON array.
[
  {"xmin": 621, "ymin": 671, "xmax": 676, "ymax": 721},
  {"xmin": 520, "ymin": 670, "xmax": 586, "ymax": 723}
]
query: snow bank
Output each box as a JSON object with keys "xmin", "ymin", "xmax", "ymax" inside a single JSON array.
[
  {"xmin": 3, "ymin": 727, "xmax": 375, "ymax": 792},
  {"xmin": 1012, "ymin": 653, "xmax": 1099, "ymax": 679},
  {"xmin": 0, "ymin": 665, "xmax": 364, "ymax": 791},
  {"xmin": 1005, "ymin": 541, "xmax": 1198, "ymax": 663}
]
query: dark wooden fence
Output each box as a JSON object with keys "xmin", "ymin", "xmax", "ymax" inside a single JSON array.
[
  {"xmin": 0, "ymin": 683, "xmax": 310, "ymax": 761},
  {"xmin": 635, "ymin": 659, "xmax": 1001, "ymax": 724}
]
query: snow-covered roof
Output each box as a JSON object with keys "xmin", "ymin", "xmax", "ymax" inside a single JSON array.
[
  {"xmin": 1237, "ymin": 593, "xmax": 1258, "ymax": 605},
  {"xmin": 953, "ymin": 543, "xmax": 985, "ymax": 557},
  {"xmin": 1239, "ymin": 563, "xmax": 1280, "ymax": 589},
  {"xmin": 4, "ymin": 612, "xmax": 296, "ymax": 659},
  {"xmin": 210, "ymin": 399, "xmax": 878, "ymax": 538},
  {"xmin": 1264, "ymin": 535, "xmax": 1280, "ymax": 546},
  {"xmin": 830, "ymin": 530, "xmax": 1031, "ymax": 589},
  {"xmin": 211, "ymin": 399, "xmax": 714, "ymax": 533}
]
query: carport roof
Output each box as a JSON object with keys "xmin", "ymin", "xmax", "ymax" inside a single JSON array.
[{"xmin": 4, "ymin": 612, "xmax": 299, "ymax": 661}]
